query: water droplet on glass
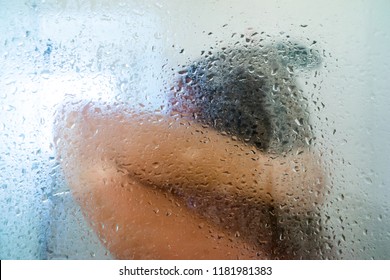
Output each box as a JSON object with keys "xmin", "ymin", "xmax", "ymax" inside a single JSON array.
[
  {"xmin": 364, "ymin": 177, "xmax": 373, "ymax": 184},
  {"xmin": 294, "ymin": 118, "xmax": 303, "ymax": 126}
]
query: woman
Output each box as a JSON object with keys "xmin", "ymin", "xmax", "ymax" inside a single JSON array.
[{"xmin": 54, "ymin": 42, "xmax": 324, "ymax": 259}]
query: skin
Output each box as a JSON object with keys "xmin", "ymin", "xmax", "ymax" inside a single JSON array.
[{"xmin": 54, "ymin": 100, "xmax": 324, "ymax": 259}]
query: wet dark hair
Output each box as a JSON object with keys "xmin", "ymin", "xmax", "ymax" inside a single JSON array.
[{"xmin": 170, "ymin": 42, "xmax": 321, "ymax": 154}]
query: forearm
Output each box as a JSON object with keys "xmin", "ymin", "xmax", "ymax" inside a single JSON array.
[
  {"xmin": 55, "ymin": 101, "xmax": 323, "ymax": 211},
  {"xmin": 55, "ymin": 102, "xmax": 271, "ymax": 196}
]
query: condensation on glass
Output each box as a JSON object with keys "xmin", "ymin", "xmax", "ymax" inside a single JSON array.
[{"xmin": 0, "ymin": 0, "xmax": 389, "ymax": 259}]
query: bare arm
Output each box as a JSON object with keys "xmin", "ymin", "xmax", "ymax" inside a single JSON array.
[{"xmin": 54, "ymin": 101, "xmax": 267, "ymax": 259}]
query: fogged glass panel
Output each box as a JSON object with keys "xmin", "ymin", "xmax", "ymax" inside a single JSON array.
[{"xmin": 1, "ymin": 0, "xmax": 389, "ymax": 259}]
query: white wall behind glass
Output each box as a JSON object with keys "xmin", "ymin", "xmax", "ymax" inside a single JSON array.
[{"xmin": 0, "ymin": 0, "xmax": 389, "ymax": 259}]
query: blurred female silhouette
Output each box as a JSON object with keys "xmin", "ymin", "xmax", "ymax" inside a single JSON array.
[{"xmin": 54, "ymin": 42, "xmax": 325, "ymax": 259}]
